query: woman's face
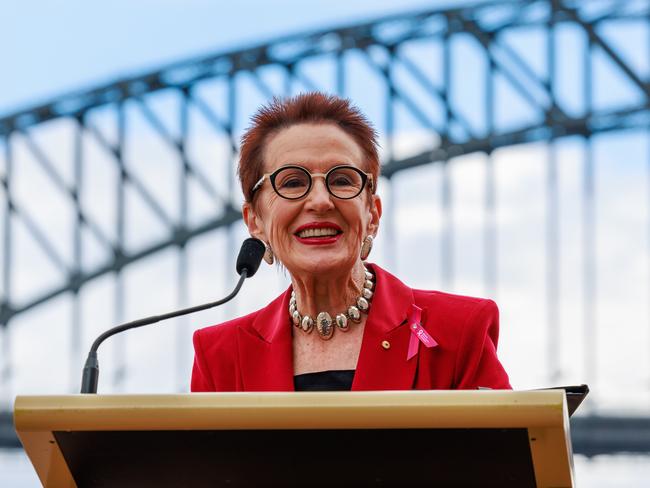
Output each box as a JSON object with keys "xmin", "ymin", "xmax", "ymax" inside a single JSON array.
[{"xmin": 243, "ymin": 123, "xmax": 382, "ymax": 278}]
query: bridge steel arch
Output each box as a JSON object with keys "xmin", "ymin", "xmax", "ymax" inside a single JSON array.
[{"xmin": 1, "ymin": 0, "xmax": 649, "ymax": 453}]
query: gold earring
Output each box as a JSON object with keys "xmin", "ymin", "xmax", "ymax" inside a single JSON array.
[
  {"xmin": 263, "ymin": 242, "xmax": 274, "ymax": 265},
  {"xmin": 360, "ymin": 235, "xmax": 374, "ymax": 261}
]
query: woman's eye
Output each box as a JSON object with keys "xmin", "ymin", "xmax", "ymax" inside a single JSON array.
[
  {"xmin": 330, "ymin": 176, "xmax": 353, "ymax": 186},
  {"xmin": 329, "ymin": 169, "xmax": 358, "ymax": 186},
  {"xmin": 279, "ymin": 177, "xmax": 307, "ymax": 188}
]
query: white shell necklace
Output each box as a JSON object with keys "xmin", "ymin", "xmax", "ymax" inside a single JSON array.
[{"xmin": 289, "ymin": 266, "xmax": 375, "ymax": 340}]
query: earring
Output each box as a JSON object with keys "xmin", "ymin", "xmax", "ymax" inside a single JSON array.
[
  {"xmin": 360, "ymin": 235, "xmax": 374, "ymax": 261},
  {"xmin": 263, "ymin": 242, "xmax": 274, "ymax": 265}
]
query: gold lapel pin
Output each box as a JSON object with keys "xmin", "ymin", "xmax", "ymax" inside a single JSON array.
[{"xmin": 381, "ymin": 340, "xmax": 391, "ymax": 350}]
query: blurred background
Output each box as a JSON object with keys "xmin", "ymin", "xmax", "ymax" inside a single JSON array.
[{"xmin": 1, "ymin": 0, "xmax": 649, "ymax": 485}]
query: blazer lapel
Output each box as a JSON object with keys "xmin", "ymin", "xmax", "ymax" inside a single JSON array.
[
  {"xmin": 352, "ymin": 264, "xmax": 418, "ymax": 390},
  {"xmin": 237, "ymin": 289, "xmax": 294, "ymax": 391}
]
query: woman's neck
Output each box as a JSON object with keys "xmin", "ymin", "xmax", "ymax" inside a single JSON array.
[{"xmin": 291, "ymin": 261, "xmax": 366, "ymax": 317}]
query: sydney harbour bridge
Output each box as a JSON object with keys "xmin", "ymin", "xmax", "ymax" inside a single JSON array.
[{"xmin": 1, "ymin": 0, "xmax": 649, "ymax": 457}]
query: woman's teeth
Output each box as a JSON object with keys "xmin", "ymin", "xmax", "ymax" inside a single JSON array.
[{"xmin": 297, "ymin": 228, "xmax": 339, "ymax": 238}]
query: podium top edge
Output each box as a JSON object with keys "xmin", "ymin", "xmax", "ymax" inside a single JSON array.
[
  {"xmin": 14, "ymin": 391, "xmax": 568, "ymax": 432},
  {"xmin": 15, "ymin": 389, "xmax": 564, "ymax": 407},
  {"xmin": 14, "ymin": 390, "xmax": 565, "ymax": 416}
]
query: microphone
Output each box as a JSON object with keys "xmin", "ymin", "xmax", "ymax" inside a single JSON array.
[
  {"xmin": 236, "ymin": 237, "xmax": 265, "ymax": 277},
  {"xmin": 80, "ymin": 238, "xmax": 266, "ymax": 394}
]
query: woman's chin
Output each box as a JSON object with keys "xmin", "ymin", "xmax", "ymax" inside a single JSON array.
[{"xmin": 287, "ymin": 252, "xmax": 357, "ymax": 277}]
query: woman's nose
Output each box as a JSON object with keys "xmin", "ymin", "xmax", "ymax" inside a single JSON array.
[{"xmin": 305, "ymin": 177, "xmax": 334, "ymax": 211}]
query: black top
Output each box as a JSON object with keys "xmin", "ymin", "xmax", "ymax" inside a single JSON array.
[{"xmin": 293, "ymin": 369, "xmax": 355, "ymax": 391}]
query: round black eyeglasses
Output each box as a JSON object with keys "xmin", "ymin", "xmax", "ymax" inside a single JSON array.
[{"xmin": 250, "ymin": 165, "xmax": 374, "ymax": 200}]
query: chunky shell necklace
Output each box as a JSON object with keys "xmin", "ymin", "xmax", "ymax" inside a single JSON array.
[{"xmin": 289, "ymin": 266, "xmax": 375, "ymax": 340}]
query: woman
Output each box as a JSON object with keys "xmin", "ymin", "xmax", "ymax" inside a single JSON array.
[{"xmin": 191, "ymin": 92, "xmax": 510, "ymax": 392}]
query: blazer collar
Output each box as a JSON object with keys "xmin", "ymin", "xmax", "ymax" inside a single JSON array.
[
  {"xmin": 362, "ymin": 263, "xmax": 413, "ymax": 334},
  {"xmin": 236, "ymin": 263, "xmax": 417, "ymax": 391},
  {"xmin": 352, "ymin": 263, "xmax": 418, "ymax": 390},
  {"xmin": 250, "ymin": 289, "xmax": 293, "ymax": 344}
]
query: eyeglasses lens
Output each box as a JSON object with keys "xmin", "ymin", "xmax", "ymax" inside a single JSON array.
[
  {"xmin": 273, "ymin": 166, "xmax": 364, "ymax": 199},
  {"xmin": 274, "ymin": 167, "xmax": 311, "ymax": 199},
  {"xmin": 326, "ymin": 167, "xmax": 364, "ymax": 198}
]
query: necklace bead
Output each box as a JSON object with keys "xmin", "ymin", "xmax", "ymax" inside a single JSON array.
[
  {"xmin": 301, "ymin": 315, "xmax": 314, "ymax": 333},
  {"xmin": 335, "ymin": 313, "xmax": 349, "ymax": 331},
  {"xmin": 316, "ymin": 312, "xmax": 334, "ymax": 339},
  {"xmin": 292, "ymin": 310, "xmax": 301, "ymax": 326},
  {"xmin": 347, "ymin": 306, "xmax": 361, "ymax": 322},
  {"xmin": 356, "ymin": 297, "xmax": 369, "ymax": 311}
]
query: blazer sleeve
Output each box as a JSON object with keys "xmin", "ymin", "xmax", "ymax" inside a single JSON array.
[
  {"xmin": 191, "ymin": 328, "xmax": 216, "ymax": 392},
  {"xmin": 453, "ymin": 299, "xmax": 511, "ymax": 389}
]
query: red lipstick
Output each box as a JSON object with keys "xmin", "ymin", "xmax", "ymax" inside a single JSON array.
[
  {"xmin": 294, "ymin": 221, "xmax": 343, "ymax": 246},
  {"xmin": 294, "ymin": 222, "xmax": 342, "ymax": 233}
]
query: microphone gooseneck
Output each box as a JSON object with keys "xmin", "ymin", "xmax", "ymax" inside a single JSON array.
[{"xmin": 80, "ymin": 238, "xmax": 265, "ymax": 394}]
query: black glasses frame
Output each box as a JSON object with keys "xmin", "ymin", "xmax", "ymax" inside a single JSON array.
[{"xmin": 251, "ymin": 165, "xmax": 374, "ymax": 200}]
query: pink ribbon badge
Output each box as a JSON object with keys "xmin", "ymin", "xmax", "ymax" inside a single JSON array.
[{"xmin": 407, "ymin": 304, "xmax": 438, "ymax": 360}]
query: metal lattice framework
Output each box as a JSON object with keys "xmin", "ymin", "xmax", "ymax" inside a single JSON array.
[{"xmin": 1, "ymin": 0, "xmax": 649, "ymax": 452}]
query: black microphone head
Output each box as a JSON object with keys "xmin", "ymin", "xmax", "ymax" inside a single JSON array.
[{"xmin": 236, "ymin": 238, "xmax": 265, "ymax": 277}]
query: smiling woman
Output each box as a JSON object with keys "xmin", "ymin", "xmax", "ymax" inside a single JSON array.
[{"xmin": 190, "ymin": 92, "xmax": 511, "ymax": 392}]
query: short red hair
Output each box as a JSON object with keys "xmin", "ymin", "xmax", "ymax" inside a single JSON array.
[{"xmin": 238, "ymin": 92, "xmax": 380, "ymax": 202}]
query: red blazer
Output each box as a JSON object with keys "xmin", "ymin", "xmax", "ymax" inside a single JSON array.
[{"xmin": 191, "ymin": 264, "xmax": 511, "ymax": 391}]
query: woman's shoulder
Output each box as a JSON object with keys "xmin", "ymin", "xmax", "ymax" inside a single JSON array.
[
  {"xmin": 413, "ymin": 288, "xmax": 496, "ymax": 312},
  {"xmin": 412, "ymin": 288, "xmax": 498, "ymax": 329},
  {"xmin": 193, "ymin": 288, "xmax": 289, "ymax": 347},
  {"xmin": 371, "ymin": 263, "xmax": 496, "ymax": 318},
  {"xmin": 194, "ymin": 309, "xmax": 260, "ymax": 345}
]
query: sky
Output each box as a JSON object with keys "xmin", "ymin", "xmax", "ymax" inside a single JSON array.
[
  {"xmin": 1, "ymin": 0, "xmax": 469, "ymax": 114},
  {"xmin": 1, "ymin": 1, "xmax": 650, "ymax": 486}
]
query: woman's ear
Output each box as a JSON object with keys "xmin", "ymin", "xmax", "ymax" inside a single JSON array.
[
  {"xmin": 367, "ymin": 194, "xmax": 382, "ymax": 237},
  {"xmin": 242, "ymin": 202, "xmax": 267, "ymax": 241}
]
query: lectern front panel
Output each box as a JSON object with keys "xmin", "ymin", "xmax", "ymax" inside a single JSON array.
[{"xmin": 54, "ymin": 428, "xmax": 536, "ymax": 487}]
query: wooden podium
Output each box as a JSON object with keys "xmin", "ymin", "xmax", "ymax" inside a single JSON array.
[{"xmin": 14, "ymin": 390, "xmax": 575, "ymax": 487}]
